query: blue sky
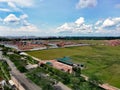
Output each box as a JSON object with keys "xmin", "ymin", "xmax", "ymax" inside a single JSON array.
[{"xmin": 0, "ymin": 0, "xmax": 120, "ymax": 36}]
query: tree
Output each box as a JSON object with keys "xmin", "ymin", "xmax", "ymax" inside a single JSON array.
[{"xmin": 72, "ymin": 65, "xmax": 81, "ymax": 77}]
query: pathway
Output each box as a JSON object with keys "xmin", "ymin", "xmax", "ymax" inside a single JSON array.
[{"xmin": 0, "ymin": 51, "xmax": 41, "ymax": 90}]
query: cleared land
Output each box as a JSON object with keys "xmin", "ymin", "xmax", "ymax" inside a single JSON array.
[{"xmin": 26, "ymin": 44, "xmax": 120, "ymax": 88}]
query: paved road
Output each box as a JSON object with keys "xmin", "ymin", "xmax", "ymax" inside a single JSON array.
[
  {"xmin": 0, "ymin": 51, "xmax": 41, "ymax": 90},
  {"xmin": 22, "ymin": 52, "xmax": 72, "ymax": 90}
]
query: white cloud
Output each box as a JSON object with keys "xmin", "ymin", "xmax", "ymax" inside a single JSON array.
[
  {"xmin": 76, "ymin": 0, "xmax": 97, "ymax": 9},
  {"xmin": 0, "ymin": 13, "xmax": 41, "ymax": 36},
  {"xmin": 102, "ymin": 17, "xmax": 120, "ymax": 28},
  {"xmin": 7, "ymin": 2, "xmax": 21, "ymax": 11},
  {"xmin": 56, "ymin": 17, "xmax": 120, "ymax": 36},
  {"xmin": 57, "ymin": 23, "xmax": 71, "ymax": 30},
  {"xmin": 0, "ymin": 8, "xmax": 11, "ymax": 12},
  {"xmin": 95, "ymin": 20, "xmax": 103, "ymax": 25},
  {"xmin": 0, "ymin": 24, "xmax": 40, "ymax": 36},
  {"xmin": 94, "ymin": 17, "xmax": 120, "ymax": 35},
  {"xmin": 57, "ymin": 17, "xmax": 93, "ymax": 34},
  {"xmin": 17, "ymin": 25, "xmax": 39, "ymax": 32},
  {"xmin": 3, "ymin": 14, "xmax": 20, "ymax": 24},
  {"xmin": 22, "ymin": 20, "xmax": 30, "ymax": 26},
  {"xmin": 75, "ymin": 17, "xmax": 84, "ymax": 26},
  {"xmin": 102, "ymin": 18, "xmax": 115, "ymax": 27},
  {"xmin": 3, "ymin": 14, "xmax": 30, "ymax": 25},
  {"xmin": 19, "ymin": 14, "xmax": 30, "ymax": 26},
  {"xmin": 8, "ymin": 2, "xmax": 16, "ymax": 8},
  {"xmin": 20, "ymin": 14, "xmax": 28, "ymax": 20},
  {"xmin": 112, "ymin": 17, "xmax": 120, "ymax": 23},
  {"xmin": 0, "ymin": 0, "xmax": 34, "ymax": 7}
]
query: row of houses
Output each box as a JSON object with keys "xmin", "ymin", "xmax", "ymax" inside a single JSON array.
[{"xmin": 0, "ymin": 40, "xmax": 79, "ymax": 51}]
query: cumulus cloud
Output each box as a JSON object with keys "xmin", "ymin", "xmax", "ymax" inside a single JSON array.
[
  {"xmin": 76, "ymin": 0, "xmax": 97, "ymax": 9},
  {"xmin": 95, "ymin": 20, "xmax": 103, "ymax": 26},
  {"xmin": 57, "ymin": 17, "xmax": 93, "ymax": 34},
  {"xmin": 4, "ymin": 13, "xmax": 34, "ymax": 27},
  {"xmin": 102, "ymin": 17, "xmax": 120, "ymax": 28},
  {"xmin": 20, "ymin": 14, "xmax": 28, "ymax": 20},
  {"xmin": 112, "ymin": 17, "xmax": 120, "ymax": 23},
  {"xmin": 57, "ymin": 23, "xmax": 71, "ymax": 30},
  {"xmin": 0, "ymin": 1, "xmax": 42, "ymax": 36},
  {"xmin": 102, "ymin": 19, "xmax": 115, "ymax": 27},
  {"xmin": 93, "ymin": 17, "xmax": 120, "ymax": 35},
  {"xmin": 3, "ymin": 14, "xmax": 30, "ymax": 25},
  {"xmin": 0, "ymin": 13, "xmax": 41, "ymax": 36},
  {"xmin": 57, "ymin": 17, "xmax": 120, "ymax": 36},
  {"xmin": 3, "ymin": 14, "xmax": 20, "ymax": 24},
  {"xmin": 75, "ymin": 17, "xmax": 84, "ymax": 26},
  {"xmin": 22, "ymin": 20, "xmax": 30, "ymax": 26},
  {"xmin": 19, "ymin": 14, "xmax": 30, "ymax": 26}
]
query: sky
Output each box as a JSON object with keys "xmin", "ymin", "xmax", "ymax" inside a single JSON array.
[{"xmin": 0, "ymin": 0, "xmax": 120, "ymax": 36}]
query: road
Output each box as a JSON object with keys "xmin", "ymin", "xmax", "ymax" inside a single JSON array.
[
  {"xmin": 22, "ymin": 52, "xmax": 72, "ymax": 90},
  {"xmin": 1, "ymin": 51, "xmax": 72, "ymax": 90},
  {"xmin": 0, "ymin": 51, "xmax": 41, "ymax": 90}
]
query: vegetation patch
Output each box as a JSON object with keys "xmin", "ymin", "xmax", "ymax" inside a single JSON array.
[
  {"xmin": 26, "ymin": 64, "xmax": 104, "ymax": 90},
  {"xmin": 26, "ymin": 45, "xmax": 120, "ymax": 88},
  {"xmin": 0, "ymin": 60, "xmax": 10, "ymax": 80}
]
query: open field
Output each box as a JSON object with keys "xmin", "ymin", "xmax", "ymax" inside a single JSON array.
[{"xmin": 26, "ymin": 45, "xmax": 120, "ymax": 88}]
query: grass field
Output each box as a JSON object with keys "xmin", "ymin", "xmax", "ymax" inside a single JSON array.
[{"xmin": 26, "ymin": 45, "xmax": 120, "ymax": 88}]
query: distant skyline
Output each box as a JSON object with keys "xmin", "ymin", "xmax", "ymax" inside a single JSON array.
[{"xmin": 0, "ymin": 0, "xmax": 120, "ymax": 36}]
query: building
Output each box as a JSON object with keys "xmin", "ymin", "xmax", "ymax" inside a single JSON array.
[
  {"xmin": 39, "ymin": 60, "xmax": 73, "ymax": 73},
  {"xmin": 56, "ymin": 57, "xmax": 73, "ymax": 66}
]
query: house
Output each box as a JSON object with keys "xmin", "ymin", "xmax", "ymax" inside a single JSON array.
[
  {"xmin": 56, "ymin": 57, "xmax": 73, "ymax": 66},
  {"xmin": 8, "ymin": 80, "xmax": 17, "ymax": 90},
  {"xmin": 39, "ymin": 60, "xmax": 73, "ymax": 73},
  {"xmin": 19, "ymin": 52, "xmax": 28, "ymax": 56},
  {"xmin": 9, "ymin": 80, "xmax": 15, "ymax": 86}
]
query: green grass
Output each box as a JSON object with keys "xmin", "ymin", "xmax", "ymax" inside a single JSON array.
[
  {"xmin": 26, "ymin": 45, "xmax": 120, "ymax": 88},
  {"xmin": 0, "ymin": 61, "xmax": 10, "ymax": 80}
]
